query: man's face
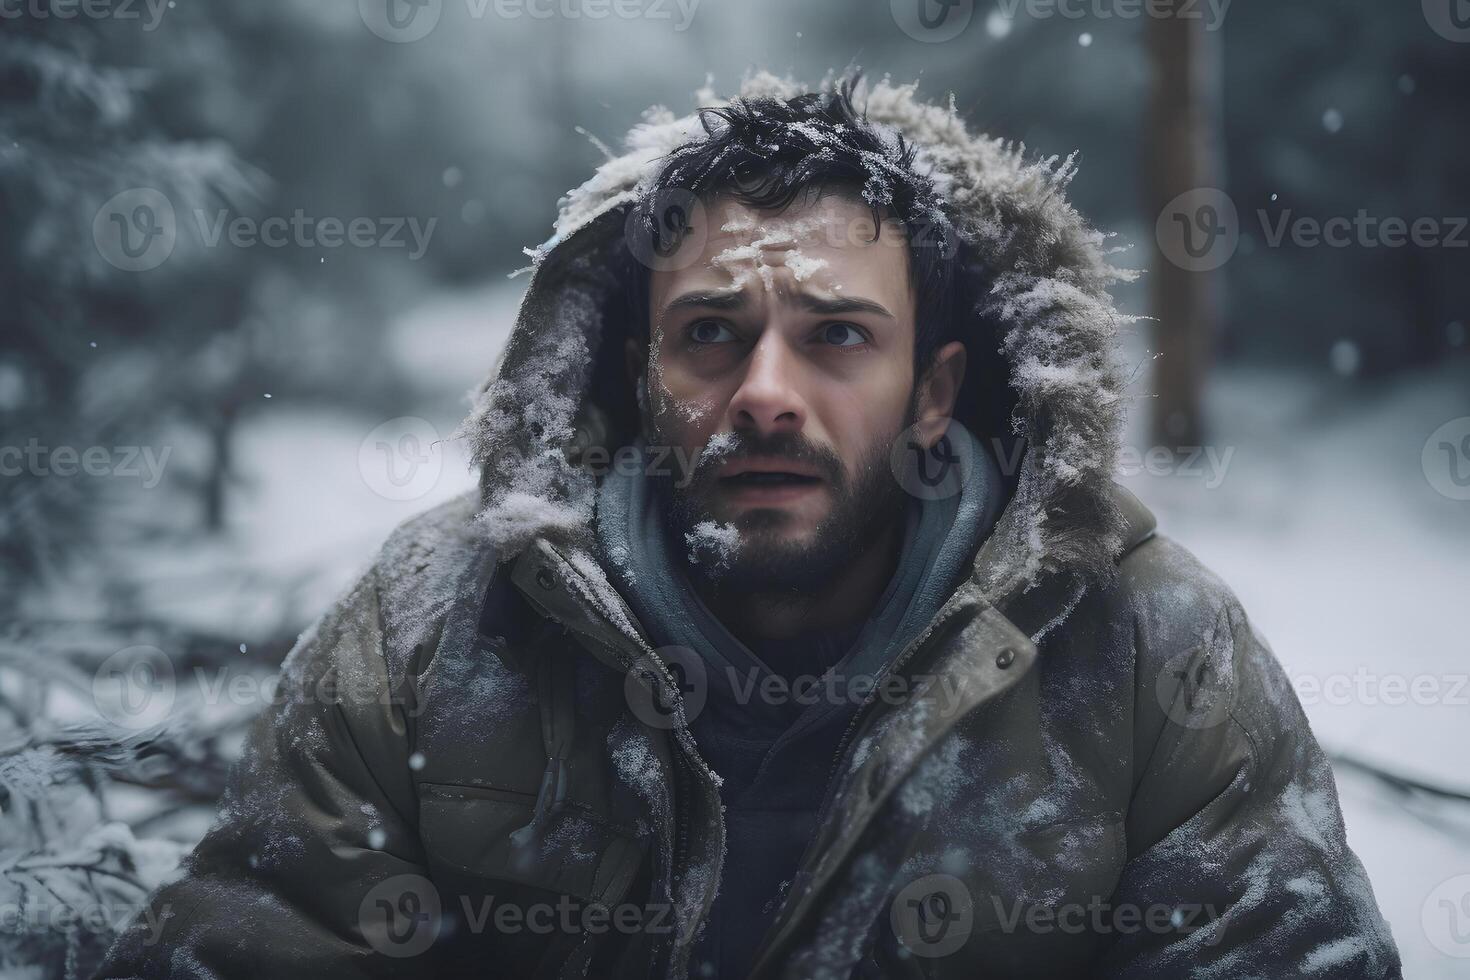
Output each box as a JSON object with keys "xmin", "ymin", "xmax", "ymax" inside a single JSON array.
[{"xmin": 637, "ymin": 190, "xmax": 924, "ymax": 589}]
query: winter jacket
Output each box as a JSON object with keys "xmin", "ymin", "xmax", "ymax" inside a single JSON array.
[{"xmin": 96, "ymin": 76, "xmax": 1401, "ymax": 980}]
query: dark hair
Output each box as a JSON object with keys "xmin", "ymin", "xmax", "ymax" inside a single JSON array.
[{"xmin": 619, "ymin": 76, "xmax": 969, "ymax": 377}]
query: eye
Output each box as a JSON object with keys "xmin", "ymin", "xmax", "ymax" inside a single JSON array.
[
  {"xmin": 819, "ymin": 322, "xmax": 867, "ymax": 348},
  {"xmin": 688, "ymin": 319, "xmax": 737, "ymax": 344}
]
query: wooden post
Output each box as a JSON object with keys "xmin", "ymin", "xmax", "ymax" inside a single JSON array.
[{"xmin": 1146, "ymin": 2, "xmax": 1225, "ymax": 446}]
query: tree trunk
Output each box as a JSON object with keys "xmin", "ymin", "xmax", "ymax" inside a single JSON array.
[{"xmin": 1146, "ymin": 4, "xmax": 1225, "ymax": 446}]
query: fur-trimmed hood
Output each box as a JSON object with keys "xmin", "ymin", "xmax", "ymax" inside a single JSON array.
[{"xmin": 456, "ymin": 73, "xmax": 1137, "ymax": 598}]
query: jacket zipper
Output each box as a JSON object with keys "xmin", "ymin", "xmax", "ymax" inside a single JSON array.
[
  {"xmin": 751, "ymin": 598, "xmax": 971, "ymax": 972},
  {"xmin": 545, "ymin": 548, "xmax": 722, "ymax": 978}
]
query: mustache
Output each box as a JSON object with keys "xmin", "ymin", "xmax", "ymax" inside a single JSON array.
[{"xmin": 693, "ymin": 430, "xmax": 845, "ymax": 485}]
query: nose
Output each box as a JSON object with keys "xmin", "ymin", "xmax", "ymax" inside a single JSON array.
[{"xmin": 727, "ymin": 333, "xmax": 807, "ymax": 437}]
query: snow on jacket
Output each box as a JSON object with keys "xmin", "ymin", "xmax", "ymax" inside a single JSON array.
[{"xmin": 97, "ymin": 75, "xmax": 1401, "ymax": 980}]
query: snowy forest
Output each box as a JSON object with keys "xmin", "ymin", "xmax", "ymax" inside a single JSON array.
[{"xmin": 1, "ymin": 0, "xmax": 1467, "ymax": 977}]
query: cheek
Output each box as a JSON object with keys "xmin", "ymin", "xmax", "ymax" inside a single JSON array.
[
  {"xmin": 818, "ymin": 374, "xmax": 913, "ymax": 471},
  {"xmin": 648, "ymin": 341, "xmax": 742, "ymax": 435},
  {"xmin": 646, "ymin": 364, "xmax": 722, "ymax": 448}
]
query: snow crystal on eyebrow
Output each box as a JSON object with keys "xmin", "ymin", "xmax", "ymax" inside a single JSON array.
[{"xmin": 685, "ymin": 520, "xmax": 740, "ymax": 573}]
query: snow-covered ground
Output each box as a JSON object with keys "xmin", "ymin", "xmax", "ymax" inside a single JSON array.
[
  {"xmin": 162, "ymin": 280, "xmax": 1466, "ymax": 974},
  {"xmin": 1118, "ymin": 357, "xmax": 1470, "ymax": 978}
]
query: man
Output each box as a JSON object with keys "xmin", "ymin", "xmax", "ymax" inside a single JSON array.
[{"xmin": 98, "ymin": 75, "xmax": 1401, "ymax": 979}]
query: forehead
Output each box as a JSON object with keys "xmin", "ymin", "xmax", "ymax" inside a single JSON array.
[{"xmin": 647, "ymin": 191, "xmax": 914, "ymax": 316}]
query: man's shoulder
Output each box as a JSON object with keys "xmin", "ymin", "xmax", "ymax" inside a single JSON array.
[
  {"xmin": 368, "ymin": 488, "xmax": 495, "ymax": 597},
  {"xmin": 358, "ymin": 489, "xmax": 504, "ymax": 676},
  {"xmin": 1112, "ymin": 527, "xmax": 1247, "ymax": 663}
]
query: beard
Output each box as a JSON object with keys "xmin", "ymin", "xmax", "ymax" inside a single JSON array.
[{"xmin": 647, "ymin": 418, "xmax": 911, "ymax": 596}]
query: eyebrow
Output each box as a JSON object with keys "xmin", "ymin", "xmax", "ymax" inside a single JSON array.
[
  {"xmin": 793, "ymin": 292, "xmax": 896, "ymax": 320},
  {"xmin": 657, "ymin": 288, "xmax": 896, "ymax": 325}
]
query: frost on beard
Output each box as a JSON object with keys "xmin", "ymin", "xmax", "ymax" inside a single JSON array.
[{"xmin": 684, "ymin": 520, "xmax": 740, "ymax": 575}]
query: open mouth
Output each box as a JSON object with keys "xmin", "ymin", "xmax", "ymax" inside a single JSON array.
[{"xmin": 719, "ymin": 471, "xmax": 822, "ymax": 487}]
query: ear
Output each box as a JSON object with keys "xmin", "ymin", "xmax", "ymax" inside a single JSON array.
[
  {"xmin": 913, "ymin": 341, "xmax": 966, "ymax": 448},
  {"xmin": 624, "ymin": 336, "xmax": 647, "ymax": 389}
]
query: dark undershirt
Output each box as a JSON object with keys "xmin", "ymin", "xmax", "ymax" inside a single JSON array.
[{"xmin": 688, "ymin": 622, "xmax": 866, "ymax": 979}]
